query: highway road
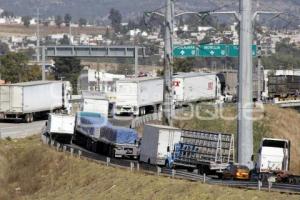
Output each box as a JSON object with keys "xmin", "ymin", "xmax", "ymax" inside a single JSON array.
[
  {"xmin": 0, "ymin": 120, "xmax": 46, "ymax": 139},
  {"xmin": 0, "ymin": 116, "xmax": 133, "ymax": 140}
]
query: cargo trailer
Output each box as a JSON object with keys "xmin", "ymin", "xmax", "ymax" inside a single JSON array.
[
  {"xmin": 80, "ymin": 91, "xmax": 109, "ymax": 117},
  {"xmin": 139, "ymin": 124, "xmax": 181, "ymax": 165},
  {"xmin": 173, "ymin": 72, "xmax": 222, "ymax": 105},
  {"xmin": 115, "ymin": 77, "xmax": 163, "ymax": 116},
  {"xmin": 0, "ymin": 81, "xmax": 72, "ymax": 122},
  {"xmin": 73, "ymin": 112, "xmax": 139, "ymax": 158}
]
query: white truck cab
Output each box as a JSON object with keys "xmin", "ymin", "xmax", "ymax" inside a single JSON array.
[{"xmin": 256, "ymin": 138, "xmax": 290, "ymax": 173}]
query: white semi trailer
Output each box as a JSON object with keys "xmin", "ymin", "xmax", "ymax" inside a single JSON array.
[
  {"xmin": 80, "ymin": 91, "xmax": 109, "ymax": 117},
  {"xmin": 173, "ymin": 72, "xmax": 222, "ymax": 106},
  {"xmin": 115, "ymin": 77, "xmax": 163, "ymax": 116},
  {"xmin": 139, "ymin": 124, "xmax": 182, "ymax": 165},
  {"xmin": 0, "ymin": 81, "xmax": 72, "ymax": 122}
]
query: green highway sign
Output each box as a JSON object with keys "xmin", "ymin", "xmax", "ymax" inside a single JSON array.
[
  {"xmin": 173, "ymin": 45, "xmax": 197, "ymax": 57},
  {"xmin": 227, "ymin": 45, "xmax": 257, "ymax": 57},
  {"xmin": 198, "ymin": 44, "xmax": 227, "ymax": 57},
  {"xmin": 173, "ymin": 44, "xmax": 257, "ymax": 58}
]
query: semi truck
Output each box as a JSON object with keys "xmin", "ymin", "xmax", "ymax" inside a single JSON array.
[
  {"xmin": 73, "ymin": 112, "xmax": 139, "ymax": 158},
  {"xmin": 254, "ymin": 138, "xmax": 300, "ymax": 184},
  {"xmin": 0, "ymin": 81, "xmax": 72, "ymax": 122},
  {"xmin": 44, "ymin": 113, "xmax": 75, "ymax": 143},
  {"xmin": 173, "ymin": 72, "xmax": 222, "ymax": 106},
  {"xmin": 140, "ymin": 124, "xmax": 235, "ymax": 174},
  {"xmin": 115, "ymin": 77, "xmax": 163, "ymax": 116}
]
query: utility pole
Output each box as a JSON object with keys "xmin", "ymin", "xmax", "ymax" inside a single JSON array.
[
  {"xmin": 257, "ymin": 40, "xmax": 262, "ymax": 102},
  {"xmin": 238, "ymin": 0, "xmax": 253, "ymax": 168},
  {"xmin": 36, "ymin": 8, "xmax": 40, "ymax": 63},
  {"xmin": 134, "ymin": 27, "xmax": 139, "ymax": 78},
  {"xmin": 162, "ymin": 0, "xmax": 174, "ymax": 126}
]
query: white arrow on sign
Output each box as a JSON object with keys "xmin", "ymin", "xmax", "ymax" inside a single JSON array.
[
  {"xmin": 210, "ymin": 50, "xmax": 215, "ymax": 55},
  {"xmin": 180, "ymin": 50, "xmax": 185, "ymax": 55}
]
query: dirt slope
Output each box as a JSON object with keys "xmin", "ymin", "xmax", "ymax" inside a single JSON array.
[{"xmin": 0, "ymin": 136, "xmax": 298, "ymax": 200}]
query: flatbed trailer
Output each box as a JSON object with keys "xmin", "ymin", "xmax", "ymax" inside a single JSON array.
[{"xmin": 171, "ymin": 129, "xmax": 235, "ymax": 174}]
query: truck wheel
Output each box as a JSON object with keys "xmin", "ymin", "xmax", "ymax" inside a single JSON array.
[
  {"xmin": 24, "ymin": 114, "xmax": 31, "ymax": 123},
  {"xmin": 30, "ymin": 113, "xmax": 34, "ymax": 122}
]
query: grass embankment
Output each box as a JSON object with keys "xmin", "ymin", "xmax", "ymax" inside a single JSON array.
[
  {"xmin": 174, "ymin": 104, "xmax": 300, "ymax": 174},
  {"xmin": 0, "ymin": 136, "xmax": 298, "ymax": 200}
]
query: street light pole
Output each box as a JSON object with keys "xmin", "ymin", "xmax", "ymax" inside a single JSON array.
[
  {"xmin": 162, "ymin": 0, "xmax": 174, "ymax": 126},
  {"xmin": 238, "ymin": 0, "xmax": 253, "ymax": 168}
]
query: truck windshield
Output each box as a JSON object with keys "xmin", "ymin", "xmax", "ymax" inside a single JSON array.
[{"xmin": 262, "ymin": 140, "xmax": 288, "ymax": 148}]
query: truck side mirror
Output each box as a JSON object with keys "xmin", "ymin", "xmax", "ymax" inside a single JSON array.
[
  {"xmin": 251, "ymin": 154, "xmax": 255, "ymax": 161},
  {"xmin": 167, "ymin": 146, "xmax": 170, "ymax": 152}
]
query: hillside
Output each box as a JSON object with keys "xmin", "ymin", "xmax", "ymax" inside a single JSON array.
[
  {"xmin": 0, "ymin": 136, "xmax": 299, "ymax": 200},
  {"xmin": 0, "ymin": 0, "xmax": 298, "ymax": 22},
  {"xmin": 174, "ymin": 104, "xmax": 300, "ymax": 174}
]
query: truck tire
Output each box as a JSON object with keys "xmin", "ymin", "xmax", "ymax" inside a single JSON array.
[
  {"xmin": 30, "ymin": 113, "xmax": 34, "ymax": 122},
  {"xmin": 24, "ymin": 114, "xmax": 31, "ymax": 123}
]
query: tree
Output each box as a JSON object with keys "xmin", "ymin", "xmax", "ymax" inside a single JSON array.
[
  {"xmin": 78, "ymin": 18, "xmax": 87, "ymax": 27},
  {"xmin": 59, "ymin": 35, "xmax": 71, "ymax": 45},
  {"xmin": 43, "ymin": 21, "xmax": 50, "ymax": 27},
  {"xmin": 55, "ymin": 15, "xmax": 63, "ymax": 28},
  {"xmin": 1, "ymin": 10, "xmax": 14, "ymax": 18},
  {"xmin": 108, "ymin": 8, "xmax": 122, "ymax": 33},
  {"xmin": 53, "ymin": 57, "xmax": 83, "ymax": 94},
  {"xmin": 104, "ymin": 27, "xmax": 111, "ymax": 39},
  {"xmin": 64, "ymin": 13, "xmax": 72, "ymax": 27},
  {"xmin": 0, "ymin": 42, "xmax": 9, "ymax": 55},
  {"xmin": 0, "ymin": 52, "xmax": 29, "ymax": 83},
  {"xmin": 21, "ymin": 16, "xmax": 32, "ymax": 28},
  {"xmin": 174, "ymin": 58, "xmax": 194, "ymax": 73}
]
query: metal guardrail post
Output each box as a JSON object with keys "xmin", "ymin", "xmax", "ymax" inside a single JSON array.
[
  {"xmin": 56, "ymin": 143, "xmax": 60, "ymax": 151},
  {"xmin": 106, "ymin": 157, "xmax": 110, "ymax": 166},
  {"xmin": 78, "ymin": 150, "xmax": 82, "ymax": 158},
  {"xmin": 258, "ymin": 180, "xmax": 262, "ymax": 191},
  {"xmin": 136, "ymin": 163, "xmax": 140, "ymax": 171},
  {"xmin": 51, "ymin": 140, "xmax": 55, "ymax": 147},
  {"xmin": 203, "ymin": 173, "xmax": 206, "ymax": 183},
  {"xmin": 157, "ymin": 166, "xmax": 161, "ymax": 176},
  {"xmin": 268, "ymin": 181, "xmax": 272, "ymax": 192},
  {"xmin": 130, "ymin": 162, "xmax": 134, "ymax": 172},
  {"xmin": 63, "ymin": 145, "xmax": 67, "ymax": 152},
  {"xmin": 70, "ymin": 148, "xmax": 74, "ymax": 156},
  {"xmin": 172, "ymin": 169, "xmax": 176, "ymax": 178}
]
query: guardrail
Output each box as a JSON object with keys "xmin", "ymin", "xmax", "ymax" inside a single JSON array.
[{"xmin": 41, "ymin": 133, "xmax": 300, "ymax": 194}]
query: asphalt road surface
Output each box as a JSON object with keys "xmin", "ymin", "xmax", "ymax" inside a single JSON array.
[
  {"xmin": 0, "ymin": 120, "xmax": 46, "ymax": 139},
  {"xmin": 0, "ymin": 115, "xmax": 133, "ymax": 140}
]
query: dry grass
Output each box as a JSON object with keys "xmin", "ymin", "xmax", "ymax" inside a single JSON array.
[
  {"xmin": 0, "ymin": 136, "xmax": 298, "ymax": 200},
  {"xmin": 0, "ymin": 24, "xmax": 106, "ymax": 37},
  {"xmin": 263, "ymin": 105, "xmax": 300, "ymax": 173}
]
